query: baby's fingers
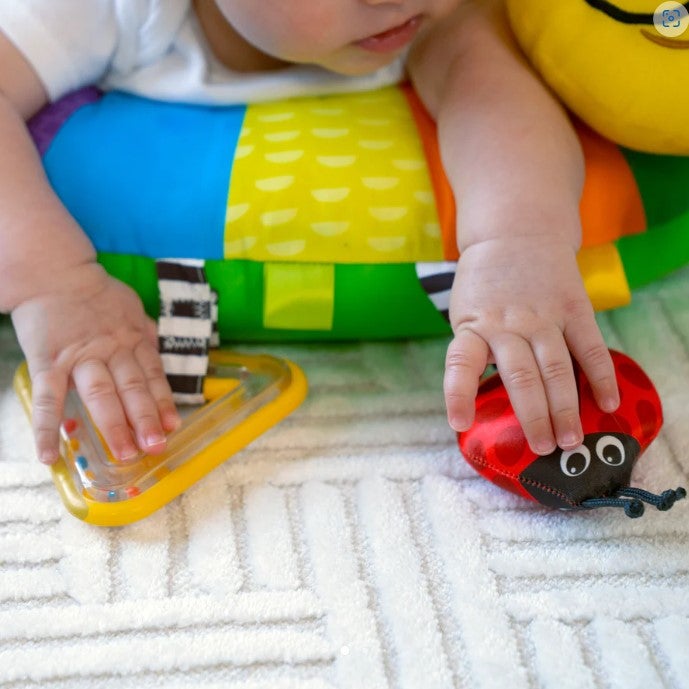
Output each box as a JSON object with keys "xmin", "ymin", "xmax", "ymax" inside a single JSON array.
[
  {"xmin": 565, "ymin": 313, "xmax": 619, "ymax": 413},
  {"xmin": 444, "ymin": 329, "xmax": 489, "ymax": 431},
  {"xmin": 133, "ymin": 342, "xmax": 181, "ymax": 436},
  {"xmin": 30, "ymin": 368, "xmax": 68, "ymax": 464},
  {"xmin": 492, "ymin": 335, "xmax": 556, "ymax": 455},
  {"xmin": 72, "ymin": 359, "xmax": 139, "ymax": 461},
  {"xmin": 109, "ymin": 348, "xmax": 171, "ymax": 455},
  {"xmin": 532, "ymin": 330, "xmax": 583, "ymax": 451}
]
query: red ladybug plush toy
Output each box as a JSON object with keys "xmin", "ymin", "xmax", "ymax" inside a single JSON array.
[{"xmin": 458, "ymin": 350, "xmax": 686, "ymax": 518}]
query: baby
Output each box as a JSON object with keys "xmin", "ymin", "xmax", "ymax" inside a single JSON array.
[{"xmin": 0, "ymin": 0, "xmax": 620, "ymax": 465}]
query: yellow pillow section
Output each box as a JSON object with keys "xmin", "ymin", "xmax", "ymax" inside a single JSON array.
[
  {"xmin": 577, "ymin": 244, "xmax": 632, "ymax": 312},
  {"xmin": 506, "ymin": 0, "xmax": 689, "ymax": 154},
  {"xmin": 224, "ymin": 87, "xmax": 444, "ymax": 264}
]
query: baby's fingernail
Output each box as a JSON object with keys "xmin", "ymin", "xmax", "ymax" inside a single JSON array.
[
  {"xmin": 535, "ymin": 439, "xmax": 556, "ymax": 455},
  {"xmin": 39, "ymin": 450, "xmax": 58, "ymax": 465},
  {"xmin": 450, "ymin": 416, "xmax": 470, "ymax": 432},
  {"xmin": 119, "ymin": 445, "xmax": 140, "ymax": 461},
  {"xmin": 145, "ymin": 432, "xmax": 166, "ymax": 448},
  {"xmin": 602, "ymin": 397, "xmax": 620, "ymax": 412},
  {"xmin": 559, "ymin": 432, "xmax": 582, "ymax": 449}
]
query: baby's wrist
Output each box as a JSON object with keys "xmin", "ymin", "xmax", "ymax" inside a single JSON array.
[
  {"xmin": 457, "ymin": 192, "xmax": 583, "ymax": 255},
  {"xmin": 2, "ymin": 258, "xmax": 104, "ymax": 314},
  {"xmin": 457, "ymin": 233, "xmax": 582, "ymax": 263}
]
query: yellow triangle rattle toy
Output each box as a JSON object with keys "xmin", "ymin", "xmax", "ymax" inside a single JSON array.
[{"xmin": 14, "ymin": 350, "xmax": 307, "ymax": 526}]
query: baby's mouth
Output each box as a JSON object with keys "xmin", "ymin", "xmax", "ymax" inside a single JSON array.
[
  {"xmin": 355, "ymin": 15, "xmax": 423, "ymax": 53},
  {"xmin": 640, "ymin": 29, "xmax": 689, "ymax": 48}
]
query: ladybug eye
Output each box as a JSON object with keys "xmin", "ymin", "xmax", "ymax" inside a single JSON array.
[
  {"xmin": 560, "ymin": 445, "xmax": 591, "ymax": 477},
  {"xmin": 595, "ymin": 435, "xmax": 625, "ymax": 466}
]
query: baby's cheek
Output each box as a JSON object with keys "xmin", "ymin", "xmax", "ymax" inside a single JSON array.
[
  {"xmin": 210, "ymin": 1, "xmax": 319, "ymax": 63},
  {"xmin": 276, "ymin": 15, "xmax": 344, "ymax": 61}
]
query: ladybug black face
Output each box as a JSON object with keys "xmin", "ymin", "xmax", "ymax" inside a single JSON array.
[{"xmin": 520, "ymin": 432, "xmax": 640, "ymax": 508}]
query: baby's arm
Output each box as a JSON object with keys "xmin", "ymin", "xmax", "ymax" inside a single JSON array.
[
  {"xmin": 0, "ymin": 33, "xmax": 179, "ymax": 464},
  {"xmin": 407, "ymin": 0, "xmax": 620, "ymax": 454}
]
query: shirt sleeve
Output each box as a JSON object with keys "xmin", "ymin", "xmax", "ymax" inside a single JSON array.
[{"xmin": 0, "ymin": 0, "xmax": 119, "ymax": 101}]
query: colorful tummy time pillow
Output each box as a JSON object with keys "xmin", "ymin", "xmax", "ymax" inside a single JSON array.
[
  {"xmin": 28, "ymin": 85, "xmax": 689, "ymax": 517},
  {"xmin": 30, "ymin": 83, "xmax": 689, "ymax": 348}
]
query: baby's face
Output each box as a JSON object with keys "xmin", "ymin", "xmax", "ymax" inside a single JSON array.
[{"xmin": 212, "ymin": 0, "xmax": 460, "ymax": 75}]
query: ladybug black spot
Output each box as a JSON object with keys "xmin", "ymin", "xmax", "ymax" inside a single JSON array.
[
  {"xmin": 495, "ymin": 425, "xmax": 528, "ymax": 466},
  {"xmin": 636, "ymin": 399, "xmax": 660, "ymax": 443},
  {"xmin": 618, "ymin": 361, "xmax": 654, "ymax": 391}
]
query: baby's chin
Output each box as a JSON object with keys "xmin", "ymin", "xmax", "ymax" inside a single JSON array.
[{"xmin": 313, "ymin": 50, "xmax": 402, "ymax": 77}]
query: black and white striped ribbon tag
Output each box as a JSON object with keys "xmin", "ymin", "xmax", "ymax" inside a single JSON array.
[
  {"xmin": 415, "ymin": 261, "xmax": 457, "ymax": 322},
  {"xmin": 210, "ymin": 289, "xmax": 219, "ymax": 349},
  {"xmin": 156, "ymin": 258, "xmax": 218, "ymax": 405}
]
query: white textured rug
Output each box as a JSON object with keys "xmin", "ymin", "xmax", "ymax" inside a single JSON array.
[{"xmin": 1, "ymin": 267, "xmax": 689, "ymax": 689}]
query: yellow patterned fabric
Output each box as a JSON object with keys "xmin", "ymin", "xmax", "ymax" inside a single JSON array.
[{"xmin": 224, "ymin": 87, "xmax": 444, "ymax": 264}]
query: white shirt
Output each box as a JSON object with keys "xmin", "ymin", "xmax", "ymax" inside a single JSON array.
[{"xmin": 0, "ymin": 0, "xmax": 407, "ymax": 104}]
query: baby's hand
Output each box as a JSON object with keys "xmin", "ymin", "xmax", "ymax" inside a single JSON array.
[
  {"xmin": 444, "ymin": 236, "xmax": 620, "ymax": 455},
  {"xmin": 11, "ymin": 263, "xmax": 180, "ymax": 464}
]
